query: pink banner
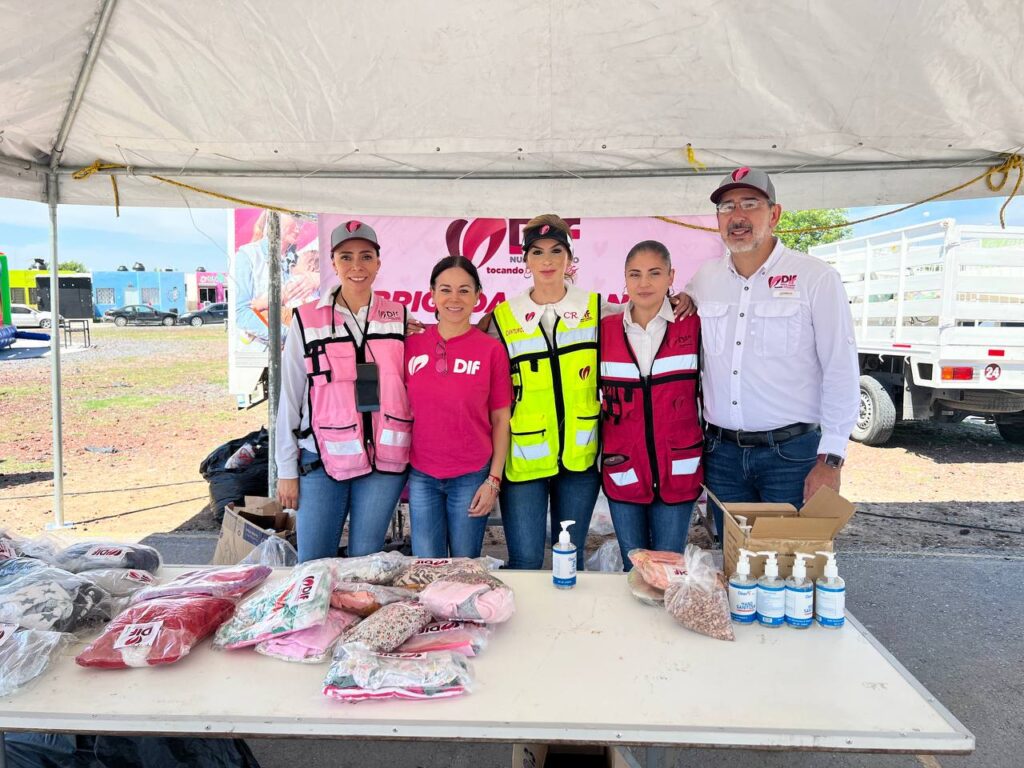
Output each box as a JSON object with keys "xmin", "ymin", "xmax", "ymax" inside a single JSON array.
[{"xmin": 316, "ymin": 214, "xmax": 724, "ymax": 320}]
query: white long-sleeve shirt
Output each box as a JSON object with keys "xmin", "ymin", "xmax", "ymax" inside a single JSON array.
[
  {"xmin": 275, "ymin": 293, "xmax": 370, "ymax": 480},
  {"xmin": 623, "ymin": 297, "xmax": 675, "ymax": 377},
  {"xmin": 685, "ymin": 239, "xmax": 859, "ymax": 457}
]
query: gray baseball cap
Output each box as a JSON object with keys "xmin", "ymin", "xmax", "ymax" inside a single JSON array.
[
  {"xmin": 710, "ymin": 167, "xmax": 776, "ymax": 205},
  {"xmin": 330, "ymin": 220, "xmax": 380, "ymax": 251}
]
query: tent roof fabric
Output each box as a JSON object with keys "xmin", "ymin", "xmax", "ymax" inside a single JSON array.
[{"xmin": 1, "ymin": 0, "xmax": 1022, "ymax": 215}]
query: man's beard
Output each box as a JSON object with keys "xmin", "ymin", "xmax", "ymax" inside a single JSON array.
[{"xmin": 725, "ymin": 223, "xmax": 770, "ymax": 254}]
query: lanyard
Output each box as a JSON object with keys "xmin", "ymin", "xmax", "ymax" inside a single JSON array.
[{"xmin": 331, "ymin": 287, "xmax": 375, "ymax": 361}]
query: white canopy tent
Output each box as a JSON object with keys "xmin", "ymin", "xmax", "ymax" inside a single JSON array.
[{"xmin": 1, "ymin": 0, "xmax": 1022, "ymax": 525}]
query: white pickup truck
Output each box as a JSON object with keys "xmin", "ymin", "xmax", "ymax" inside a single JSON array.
[{"xmin": 810, "ymin": 219, "xmax": 1024, "ymax": 445}]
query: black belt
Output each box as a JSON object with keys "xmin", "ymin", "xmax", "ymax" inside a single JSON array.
[{"xmin": 706, "ymin": 422, "xmax": 818, "ymax": 448}]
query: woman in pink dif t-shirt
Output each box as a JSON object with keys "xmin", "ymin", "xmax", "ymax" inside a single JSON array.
[{"xmin": 404, "ymin": 256, "xmax": 513, "ymax": 558}]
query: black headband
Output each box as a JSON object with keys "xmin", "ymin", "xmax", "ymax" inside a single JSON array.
[{"xmin": 522, "ymin": 223, "xmax": 573, "ymax": 254}]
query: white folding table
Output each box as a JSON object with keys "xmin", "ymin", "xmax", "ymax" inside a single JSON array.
[{"xmin": 0, "ymin": 569, "xmax": 973, "ymax": 766}]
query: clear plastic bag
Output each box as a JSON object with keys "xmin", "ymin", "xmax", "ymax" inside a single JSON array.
[
  {"xmin": 0, "ymin": 624, "xmax": 72, "ymax": 696},
  {"xmin": 76, "ymin": 596, "xmax": 236, "ymax": 668},
  {"xmin": 213, "ymin": 561, "xmax": 332, "ymax": 650},
  {"xmin": 239, "ymin": 536, "xmax": 297, "ymax": 567},
  {"xmin": 130, "ymin": 564, "xmax": 272, "ymax": 604},
  {"xmin": 255, "ymin": 608, "xmax": 360, "ymax": 664},
  {"xmin": 56, "ymin": 541, "xmax": 162, "ymax": 574},
  {"xmin": 311, "ymin": 551, "xmax": 408, "ymax": 585},
  {"xmin": 391, "ymin": 557, "xmax": 491, "ymax": 591},
  {"xmin": 396, "ymin": 620, "xmax": 490, "ymax": 657},
  {"xmin": 323, "ymin": 647, "xmax": 474, "ymax": 702},
  {"xmin": 627, "ymin": 549, "xmax": 687, "ymax": 592},
  {"xmin": 336, "ymin": 600, "xmax": 432, "ymax": 653},
  {"xmin": 0, "ymin": 532, "xmax": 64, "ymax": 564},
  {"xmin": 589, "ymin": 492, "xmax": 615, "ymax": 536},
  {"xmin": 663, "ymin": 545, "xmax": 734, "ymax": 642},
  {"xmin": 83, "ymin": 568, "xmax": 158, "ymax": 598},
  {"xmin": 586, "ymin": 538, "xmax": 623, "ymax": 573},
  {"xmin": 418, "ymin": 571, "xmax": 515, "ymax": 624},
  {"xmin": 0, "ymin": 557, "xmax": 113, "ymax": 632},
  {"xmin": 329, "ymin": 582, "xmax": 418, "ymax": 616}
]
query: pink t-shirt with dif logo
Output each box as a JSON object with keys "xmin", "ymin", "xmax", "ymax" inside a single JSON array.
[{"xmin": 405, "ymin": 325, "xmax": 513, "ymax": 479}]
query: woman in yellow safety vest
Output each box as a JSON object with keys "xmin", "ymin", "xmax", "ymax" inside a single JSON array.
[{"xmin": 487, "ymin": 214, "xmax": 603, "ymax": 569}]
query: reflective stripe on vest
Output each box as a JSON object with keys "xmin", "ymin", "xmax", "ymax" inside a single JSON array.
[
  {"xmin": 493, "ymin": 293, "xmax": 601, "ymax": 481},
  {"xmin": 598, "ymin": 312, "xmax": 702, "ymax": 504},
  {"xmin": 295, "ymin": 296, "xmax": 411, "ymax": 481}
]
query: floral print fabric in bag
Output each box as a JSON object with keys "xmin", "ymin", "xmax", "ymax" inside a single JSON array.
[
  {"xmin": 335, "ymin": 600, "xmax": 432, "ymax": 653},
  {"xmin": 323, "ymin": 647, "xmax": 473, "ymax": 702}
]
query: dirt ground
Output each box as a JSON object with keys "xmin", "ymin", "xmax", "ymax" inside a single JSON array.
[{"xmin": 1, "ymin": 324, "xmax": 1022, "ymax": 555}]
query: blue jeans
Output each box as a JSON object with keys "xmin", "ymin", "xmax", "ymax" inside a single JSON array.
[
  {"xmin": 499, "ymin": 467, "xmax": 600, "ymax": 570},
  {"xmin": 703, "ymin": 429, "xmax": 819, "ymax": 539},
  {"xmin": 608, "ymin": 499, "xmax": 695, "ymax": 572},
  {"xmin": 408, "ymin": 464, "xmax": 491, "ymax": 558},
  {"xmin": 296, "ymin": 449, "xmax": 408, "ymax": 562}
]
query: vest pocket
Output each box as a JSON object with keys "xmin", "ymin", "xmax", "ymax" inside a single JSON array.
[
  {"xmin": 318, "ymin": 424, "xmax": 363, "ymax": 459},
  {"xmin": 374, "ymin": 412, "xmax": 413, "ymax": 465},
  {"xmin": 661, "ymin": 441, "xmax": 703, "ymax": 500},
  {"xmin": 573, "ymin": 413, "xmax": 600, "ymax": 449},
  {"xmin": 509, "ymin": 414, "xmax": 555, "ymax": 474}
]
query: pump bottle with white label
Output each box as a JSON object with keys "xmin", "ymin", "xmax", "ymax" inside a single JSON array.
[
  {"xmin": 728, "ymin": 548, "xmax": 758, "ymax": 624},
  {"xmin": 755, "ymin": 551, "xmax": 785, "ymax": 627},
  {"xmin": 785, "ymin": 552, "xmax": 815, "ymax": 629},
  {"xmin": 552, "ymin": 521, "xmax": 577, "ymax": 589},
  {"xmin": 815, "ymin": 551, "xmax": 846, "ymax": 628}
]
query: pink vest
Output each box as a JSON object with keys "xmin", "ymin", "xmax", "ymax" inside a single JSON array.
[
  {"xmin": 599, "ymin": 313, "xmax": 703, "ymax": 504},
  {"xmin": 295, "ymin": 295, "xmax": 411, "ymax": 481}
]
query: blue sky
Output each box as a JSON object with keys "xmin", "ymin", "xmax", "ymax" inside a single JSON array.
[{"xmin": 1, "ymin": 195, "xmax": 1022, "ymax": 273}]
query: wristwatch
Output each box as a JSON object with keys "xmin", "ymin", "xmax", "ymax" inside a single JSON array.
[{"xmin": 817, "ymin": 453, "xmax": 844, "ymax": 469}]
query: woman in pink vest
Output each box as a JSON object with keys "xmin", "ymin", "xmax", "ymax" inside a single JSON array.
[
  {"xmin": 599, "ymin": 241, "xmax": 703, "ymax": 569},
  {"xmin": 404, "ymin": 256, "xmax": 512, "ymax": 557},
  {"xmin": 276, "ymin": 221, "xmax": 411, "ymax": 562}
]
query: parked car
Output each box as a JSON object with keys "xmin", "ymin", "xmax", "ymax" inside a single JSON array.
[
  {"xmin": 178, "ymin": 302, "xmax": 228, "ymax": 327},
  {"xmin": 9, "ymin": 303, "xmax": 63, "ymax": 329},
  {"xmin": 104, "ymin": 305, "xmax": 178, "ymax": 327}
]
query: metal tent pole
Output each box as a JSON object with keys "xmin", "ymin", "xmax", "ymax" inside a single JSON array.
[
  {"xmin": 46, "ymin": 172, "xmax": 72, "ymax": 530},
  {"xmin": 266, "ymin": 212, "xmax": 281, "ymax": 498}
]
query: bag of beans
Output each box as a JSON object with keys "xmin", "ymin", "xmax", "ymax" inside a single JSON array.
[{"xmin": 663, "ymin": 545, "xmax": 734, "ymax": 641}]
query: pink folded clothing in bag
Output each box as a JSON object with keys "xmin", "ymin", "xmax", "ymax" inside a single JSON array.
[
  {"xmin": 419, "ymin": 572, "xmax": 515, "ymax": 624},
  {"xmin": 329, "ymin": 582, "xmax": 417, "ymax": 617},
  {"xmin": 396, "ymin": 620, "xmax": 490, "ymax": 657},
  {"xmin": 255, "ymin": 608, "xmax": 361, "ymax": 664},
  {"xmin": 130, "ymin": 564, "xmax": 272, "ymax": 604},
  {"xmin": 323, "ymin": 647, "xmax": 474, "ymax": 703}
]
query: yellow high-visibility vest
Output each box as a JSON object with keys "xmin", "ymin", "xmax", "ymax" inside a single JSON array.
[{"xmin": 493, "ymin": 293, "xmax": 601, "ymax": 481}]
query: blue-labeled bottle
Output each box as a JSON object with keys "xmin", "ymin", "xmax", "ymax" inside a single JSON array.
[
  {"xmin": 784, "ymin": 552, "xmax": 815, "ymax": 629},
  {"xmin": 755, "ymin": 551, "xmax": 785, "ymax": 627},
  {"xmin": 552, "ymin": 521, "xmax": 576, "ymax": 589},
  {"xmin": 815, "ymin": 551, "xmax": 846, "ymax": 629},
  {"xmin": 728, "ymin": 548, "xmax": 758, "ymax": 623}
]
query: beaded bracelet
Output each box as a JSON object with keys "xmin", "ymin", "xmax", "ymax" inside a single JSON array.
[{"xmin": 485, "ymin": 475, "xmax": 501, "ymax": 492}]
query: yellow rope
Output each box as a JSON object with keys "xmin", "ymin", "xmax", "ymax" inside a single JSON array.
[
  {"xmin": 685, "ymin": 144, "xmax": 706, "ymax": 171},
  {"xmin": 656, "ymin": 152, "xmax": 1024, "ymax": 235}
]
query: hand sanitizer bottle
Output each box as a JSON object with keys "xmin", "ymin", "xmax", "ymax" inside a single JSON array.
[
  {"xmin": 728, "ymin": 548, "xmax": 758, "ymax": 624},
  {"xmin": 755, "ymin": 551, "xmax": 785, "ymax": 627},
  {"xmin": 552, "ymin": 521, "xmax": 576, "ymax": 589},
  {"xmin": 785, "ymin": 553, "xmax": 815, "ymax": 629},
  {"xmin": 815, "ymin": 551, "xmax": 846, "ymax": 628}
]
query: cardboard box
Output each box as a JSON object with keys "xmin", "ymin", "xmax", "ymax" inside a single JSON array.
[
  {"xmin": 709, "ymin": 485, "xmax": 855, "ymax": 581},
  {"xmin": 212, "ymin": 496, "xmax": 296, "ymax": 565}
]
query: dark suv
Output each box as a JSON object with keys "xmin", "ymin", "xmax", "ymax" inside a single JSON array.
[
  {"xmin": 178, "ymin": 302, "xmax": 228, "ymax": 327},
  {"xmin": 104, "ymin": 305, "xmax": 178, "ymax": 327}
]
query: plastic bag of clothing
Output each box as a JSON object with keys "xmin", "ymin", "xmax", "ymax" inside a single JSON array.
[
  {"xmin": 663, "ymin": 545, "xmax": 734, "ymax": 642},
  {"xmin": 586, "ymin": 538, "xmax": 623, "ymax": 573},
  {"xmin": 3, "ymin": 733, "xmax": 262, "ymax": 768},
  {"xmin": 336, "ymin": 600, "xmax": 432, "ymax": 653},
  {"xmin": 255, "ymin": 608, "xmax": 360, "ymax": 664},
  {"xmin": 0, "ymin": 531, "xmax": 63, "ymax": 564},
  {"xmin": 0, "ymin": 557, "xmax": 112, "ymax": 632},
  {"xmin": 56, "ymin": 542, "xmax": 162, "ymax": 574},
  {"xmin": 396, "ymin": 620, "xmax": 490, "ymax": 657},
  {"xmin": 0, "ymin": 624, "xmax": 71, "ymax": 696},
  {"xmin": 323, "ymin": 647, "xmax": 473, "ymax": 702},
  {"xmin": 130, "ymin": 564, "xmax": 271, "ymax": 604},
  {"xmin": 312, "ymin": 550, "xmax": 408, "ymax": 586},
  {"xmin": 214, "ymin": 562, "xmax": 331, "ymax": 650},
  {"xmin": 419, "ymin": 570, "xmax": 515, "ymax": 624},
  {"xmin": 76, "ymin": 596, "xmax": 236, "ymax": 669},
  {"xmin": 329, "ymin": 581, "xmax": 418, "ymax": 616},
  {"xmin": 627, "ymin": 549, "xmax": 688, "ymax": 592},
  {"xmin": 391, "ymin": 557, "xmax": 493, "ymax": 591},
  {"xmin": 82, "ymin": 569, "xmax": 157, "ymax": 598},
  {"xmin": 200, "ymin": 427, "xmax": 270, "ymax": 522},
  {"xmin": 239, "ymin": 535, "xmax": 297, "ymax": 567}
]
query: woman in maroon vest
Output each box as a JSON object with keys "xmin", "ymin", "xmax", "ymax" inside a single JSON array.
[{"xmin": 599, "ymin": 241, "xmax": 703, "ymax": 570}]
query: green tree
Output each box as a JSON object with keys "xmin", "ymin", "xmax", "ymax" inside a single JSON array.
[
  {"xmin": 776, "ymin": 209, "xmax": 851, "ymax": 252},
  {"xmin": 57, "ymin": 260, "xmax": 88, "ymax": 272}
]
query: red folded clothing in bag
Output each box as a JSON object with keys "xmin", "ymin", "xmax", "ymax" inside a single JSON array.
[{"xmin": 76, "ymin": 597, "xmax": 235, "ymax": 669}]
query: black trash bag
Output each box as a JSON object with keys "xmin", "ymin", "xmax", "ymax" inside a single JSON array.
[
  {"xmin": 3, "ymin": 733, "xmax": 262, "ymax": 768},
  {"xmin": 199, "ymin": 427, "xmax": 269, "ymax": 522}
]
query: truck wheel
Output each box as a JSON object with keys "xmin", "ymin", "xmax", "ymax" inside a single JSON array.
[
  {"xmin": 997, "ymin": 422, "xmax": 1024, "ymax": 444},
  {"xmin": 852, "ymin": 375, "xmax": 896, "ymax": 445}
]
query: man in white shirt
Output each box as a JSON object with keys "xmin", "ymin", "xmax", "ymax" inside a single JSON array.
[{"xmin": 685, "ymin": 168, "xmax": 859, "ymax": 536}]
